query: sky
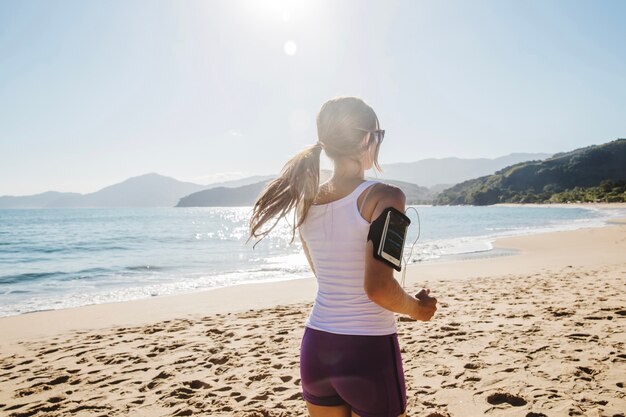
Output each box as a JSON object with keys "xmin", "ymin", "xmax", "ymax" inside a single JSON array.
[{"xmin": 0, "ymin": 0, "xmax": 624, "ymax": 196}]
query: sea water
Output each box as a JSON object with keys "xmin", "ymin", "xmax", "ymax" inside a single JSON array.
[{"xmin": 1, "ymin": 205, "xmax": 624, "ymax": 317}]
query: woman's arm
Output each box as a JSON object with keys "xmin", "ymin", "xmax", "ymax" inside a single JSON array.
[{"xmin": 363, "ymin": 186, "xmax": 436, "ymax": 321}]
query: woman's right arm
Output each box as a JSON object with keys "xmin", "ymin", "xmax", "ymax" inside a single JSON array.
[{"xmin": 363, "ymin": 186, "xmax": 437, "ymax": 321}]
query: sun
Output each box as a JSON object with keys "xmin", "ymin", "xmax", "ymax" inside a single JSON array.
[{"xmin": 283, "ymin": 40, "xmax": 297, "ymax": 56}]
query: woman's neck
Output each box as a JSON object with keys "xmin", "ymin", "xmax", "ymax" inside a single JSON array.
[{"xmin": 330, "ymin": 163, "xmax": 364, "ymax": 183}]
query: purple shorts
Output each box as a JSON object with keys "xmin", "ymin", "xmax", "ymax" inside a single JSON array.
[{"xmin": 300, "ymin": 326, "xmax": 407, "ymax": 417}]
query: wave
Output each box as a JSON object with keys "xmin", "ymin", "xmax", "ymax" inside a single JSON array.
[
  {"xmin": 124, "ymin": 265, "xmax": 168, "ymax": 272},
  {"xmin": 1, "ymin": 267, "xmax": 116, "ymax": 285},
  {"xmin": 0, "ymin": 244, "xmax": 131, "ymax": 255},
  {"xmin": 0, "ymin": 271, "xmax": 67, "ymax": 285}
]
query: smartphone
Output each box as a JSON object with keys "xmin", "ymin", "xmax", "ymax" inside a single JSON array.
[{"xmin": 378, "ymin": 208, "xmax": 411, "ymax": 271}]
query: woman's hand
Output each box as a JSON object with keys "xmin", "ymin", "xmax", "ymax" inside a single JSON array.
[{"xmin": 410, "ymin": 288, "xmax": 437, "ymax": 321}]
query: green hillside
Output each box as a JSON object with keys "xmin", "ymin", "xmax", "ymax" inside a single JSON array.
[{"xmin": 436, "ymin": 139, "xmax": 626, "ymax": 205}]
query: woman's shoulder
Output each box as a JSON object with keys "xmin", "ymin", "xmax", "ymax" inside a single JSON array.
[
  {"xmin": 368, "ymin": 181, "xmax": 406, "ymax": 205},
  {"xmin": 360, "ymin": 181, "xmax": 406, "ymax": 222}
]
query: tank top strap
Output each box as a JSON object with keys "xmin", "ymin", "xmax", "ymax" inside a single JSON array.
[
  {"xmin": 351, "ymin": 180, "xmax": 379, "ymax": 199},
  {"xmin": 357, "ymin": 180, "xmax": 380, "ymax": 213}
]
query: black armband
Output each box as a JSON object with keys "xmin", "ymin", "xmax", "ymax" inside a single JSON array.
[{"xmin": 367, "ymin": 207, "xmax": 411, "ymax": 271}]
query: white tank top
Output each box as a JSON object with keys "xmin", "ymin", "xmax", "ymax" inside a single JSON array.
[{"xmin": 299, "ymin": 180, "xmax": 397, "ymax": 336}]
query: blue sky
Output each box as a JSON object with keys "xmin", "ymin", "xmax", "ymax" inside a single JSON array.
[{"xmin": 1, "ymin": 0, "xmax": 624, "ymax": 195}]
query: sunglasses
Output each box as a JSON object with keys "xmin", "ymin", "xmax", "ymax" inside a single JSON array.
[
  {"xmin": 355, "ymin": 128, "xmax": 385, "ymax": 146},
  {"xmin": 356, "ymin": 113, "xmax": 385, "ymax": 146}
]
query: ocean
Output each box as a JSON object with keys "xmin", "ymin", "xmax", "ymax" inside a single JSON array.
[{"xmin": 1, "ymin": 205, "xmax": 624, "ymax": 317}]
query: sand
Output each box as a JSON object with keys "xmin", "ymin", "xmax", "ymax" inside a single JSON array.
[{"xmin": 0, "ymin": 219, "xmax": 625, "ymax": 417}]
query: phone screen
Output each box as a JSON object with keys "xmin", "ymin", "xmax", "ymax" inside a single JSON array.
[{"xmin": 381, "ymin": 211, "xmax": 410, "ymax": 263}]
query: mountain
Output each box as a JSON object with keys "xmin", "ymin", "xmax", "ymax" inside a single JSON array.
[
  {"xmin": 366, "ymin": 178, "xmax": 433, "ymax": 204},
  {"xmin": 0, "ymin": 152, "xmax": 557, "ymax": 208},
  {"xmin": 0, "ymin": 191, "xmax": 82, "ymax": 209},
  {"xmin": 177, "ymin": 181, "xmax": 269, "ymax": 207},
  {"xmin": 176, "ymin": 174, "xmax": 433, "ymax": 207},
  {"xmin": 203, "ymin": 175, "xmax": 275, "ymax": 189},
  {"xmin": 0, "ymin": 173, "xmax": 208, "ymax": 208},
  {"xmin": 435, "ymin": 139, "xmax": 626, "ymax": 205},
  {"xmin": 378, "ymin": 153, "xmax": 552, "ymax": 188}
]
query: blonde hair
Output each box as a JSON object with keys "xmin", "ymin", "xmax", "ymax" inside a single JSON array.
[{"xmin": 248, "ymin": 96, "xmax": 382, "ymax": 247}]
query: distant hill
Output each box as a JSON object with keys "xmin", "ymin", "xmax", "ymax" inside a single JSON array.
[
  {"xmin": 379, "ymin": 153, "xmax": 552, "ymax": 188},
  {"xmin": 0, "ymin": 173, "xmax": 207, "ymax": 208},
  {"xmin": 435, "ymin": 139, "xmax": 626, "ymax": 205},
  {"xmin": 177, "ymin": 181, "xmax": 269, "ymax": 207},
  {"xmin": 203, "ymin": 175, "xmax": 275, "ymax": 189},
  {"xmin": 368, "ymin": 178, "xmax": 433, "ymax": 204},
  {"xmin": 176, "ymin": 175, "xmax": 433, "ymax": 207},
  {"xmin": 177, "ymin": 171, "xmax": 335, "ymax": 207},
  {"xmin": 0, "ymin": 152, "xmax": 562, "ymax": 209},
  {"xmin": 0, "ymin": 191, "xmax": 82, "ymax": 209}
]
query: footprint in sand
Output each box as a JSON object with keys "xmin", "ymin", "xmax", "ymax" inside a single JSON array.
[
  {"xmin": 209, "ymin": 355, "xmax": 230, "ymax": 365},
  {"xmin": 486, "ymin": 392, "xmax": 527, "ymax": 406},
  {"xmin": 182, "ymin": 379, "xmax": 211, "ymax": 389},
  {"xmin": 252, "ymin": 392, "xmax": 269, "ymax": 400},
  {"xmin": 463, "ymin": 362, "xmax": 483, "ymax": 370},
  {"xmin": 166, "ymin": 386, "xmax": 195, "ymax": 399}
]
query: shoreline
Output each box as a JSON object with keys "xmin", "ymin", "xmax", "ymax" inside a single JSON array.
[
  {"xmin": 1, "ymin": 218, "xmax": 625, "ymax": 416},
  {"xmin": 493, "ymin": 201, "xmax": 626, "ymax": 209},
  {"xmin": 2, "ymin": 203, "xmax": 624, "ymax": 322},
  {"xmin": 1, "ymin": 217, "xmax": 625, "ymax": 345}
]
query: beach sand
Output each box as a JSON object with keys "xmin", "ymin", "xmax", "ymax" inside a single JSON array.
[{"xmin": 1, "ymin": 220, "xmax": 625, "ymax": 417}]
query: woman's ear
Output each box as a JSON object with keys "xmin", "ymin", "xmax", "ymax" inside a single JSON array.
[
  {"xmin": 360, "ymin": 132, "xmax": 370, "ymax": 149},
  {"xmin": 361, "ymin": 135, "xmax": 375, "ymax": 170}
]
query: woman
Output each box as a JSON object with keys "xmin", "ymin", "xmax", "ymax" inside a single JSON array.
[{"xmin": 249, "ymin": 96, "xmax": 437, "ymax": 417}]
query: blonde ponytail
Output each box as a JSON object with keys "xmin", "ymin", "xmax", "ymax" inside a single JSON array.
[{"xmin": 248, "ymin": 142, "xmax": 322, "ymax": 248}]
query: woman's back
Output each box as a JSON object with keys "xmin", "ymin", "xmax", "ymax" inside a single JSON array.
[{"xmin": 299, "ymin": 180, "xmax": 397, "ymax": 336}]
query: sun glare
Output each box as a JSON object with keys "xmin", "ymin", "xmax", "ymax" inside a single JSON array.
[
  {"xmin": 241, "ymin": 0, "xmax": 314, "ymax": 57},
  {"xmin": 283, "ymin": 40, "xmax": 297, "ymax": 56}
]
